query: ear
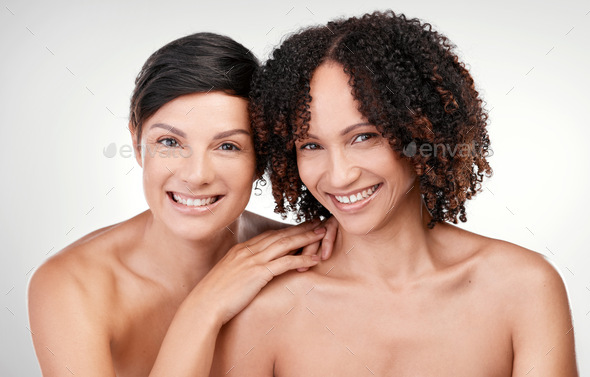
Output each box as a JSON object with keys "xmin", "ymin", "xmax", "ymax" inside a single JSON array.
[{"xmin": 128, "ymin": 122, "xmax": 143, "ymax": 167}]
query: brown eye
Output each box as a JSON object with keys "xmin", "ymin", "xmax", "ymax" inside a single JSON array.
[
  {"xmin": 300, "ymin": 143, "xmax": 321, "ymax": 150},
  {"xmin": 352, "ymin": 133, "xmax": 377, "ymax": 144},
  {"xmin": 218, "ymin": 143, "xmax": 240, "ymax": 151}
]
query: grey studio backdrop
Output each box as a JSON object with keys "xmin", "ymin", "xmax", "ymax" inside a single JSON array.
[{"xmin": 1, "ymin": 0, "xmax": 589, "ymax": 375}]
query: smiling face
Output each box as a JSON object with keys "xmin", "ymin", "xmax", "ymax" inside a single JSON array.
[
  {"xmin": 295, "ymin": 62, "xmax": 416, "ymax": 235},
  {"xmin": 133, "ymin": 92, "xmax": 255, "ymax": 241}
]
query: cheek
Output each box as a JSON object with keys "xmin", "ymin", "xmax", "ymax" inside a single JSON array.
[
  {"xmin": 140, "ymin": 158, "xmax": 173, "ymax": 212},
  {"xmin": 377, "ymin": 150, "xmax": 415, "ymax": 185},
  {"xmin": 141, "ymin": 156, "xmax": 157, "ymax": 184},
  {"xmin": 142, "ymin": 156, "xmax": 169, "ymax": 187},
  {"xmin": 222, "ymin": 153, "xmax": 256, "ymax": 193},
  {"xmin": 296, "ymin": 154, "xmax": 320, "ymax": 190}
]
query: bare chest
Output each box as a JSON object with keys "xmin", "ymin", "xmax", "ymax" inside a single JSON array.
[
  {"xmin": 273, "ymin": 285, "xmax": 512, "ymax": 377},
  {"xmin": 109, "ymin": 285, "xmax": 187, "ymax": 377}
]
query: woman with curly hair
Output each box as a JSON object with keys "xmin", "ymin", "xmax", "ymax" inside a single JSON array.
[{"xmin": 211, "ymin": 11, "xmax": 578, "ymax": 376}]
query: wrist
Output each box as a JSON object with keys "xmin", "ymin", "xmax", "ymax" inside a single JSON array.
[{"xmin": 181, "ymin": 287, "xmax": 225, "ymax": 330}]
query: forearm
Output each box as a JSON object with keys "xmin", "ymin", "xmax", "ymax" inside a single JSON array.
[
  {"xmin": 149, "ymin": 290, "xmax": 222, "ymax": 377},
  {"xmin": 149, "ymin": 221, "xmax": 329, "ymax": 376}
]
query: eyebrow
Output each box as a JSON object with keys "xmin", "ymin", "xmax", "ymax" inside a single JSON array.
[
  {"xmin": 148, "ymin": 124, "xmax": 250, "ymax": 140},
  {"xmin": 149, "ymin": 123, "xmax": 187, "ymax": 138},
  {"xmin": 307, "ymin": 122, "xmax": 373, "ymax": 139},
  {"xmin": 213, "ymin": 129, "xmax": 251, "ymax": 140}
]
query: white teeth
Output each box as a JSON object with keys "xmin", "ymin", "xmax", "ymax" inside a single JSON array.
[
  {"xmin": 334, "ymin": 184, "xmax": 380, "ymax": 204},
  {"xmin": 172, "ymin": 193, "xmax": 217, "ymax": 207}
]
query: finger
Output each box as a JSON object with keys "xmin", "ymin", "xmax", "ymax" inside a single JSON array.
[
  {"xmin": 298, "ymin": 240, "xmax": 321, "ymax": 272},
  {"xmin": 301, "ymin": 240, "xmax": 321, "ymax": 257},
  {"xmin": 239, "ymin": 227, "xmax": 284, "ymax": 248},
  {"xmin": 320, "ymin": 216, "xmax": 338, "ymax": 260},
  {"xmin": 233, "ymin": 223, "xmax": 304, "ymax": 255},
  {"xmin": 249, "ymin": 219, "xmax": 321, "ymax": 252},
  {"xmin": 265, "ymin": 254, "xmax": 320, "ymax": 277},
  {"xmin": 258, "ymin": 227, "xmax": 326, "ymax": 261}
]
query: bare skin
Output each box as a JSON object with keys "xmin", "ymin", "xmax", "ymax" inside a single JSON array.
[
  {"xmin": 211, "ymin": 62, "xmax": 577, "ymax": 376},
  {"xmin": 28, "ymin": 92, "xmax": 337, "ymax": 377},
  {"xmin": 212, "ymin": 214, "xmax": 576, "ymax": 376},
  {"xmin": 28, "ymin": 211, "xmax": 330, "ymax": 377},
  {"xmin": 30, "ymin": 210, "xmax": 214, "ymax": 377}
]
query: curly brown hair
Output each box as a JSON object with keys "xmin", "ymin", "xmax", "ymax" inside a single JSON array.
[{"xmin": 251, "ymin": 10, "xmax": 492, "ymax": 228}]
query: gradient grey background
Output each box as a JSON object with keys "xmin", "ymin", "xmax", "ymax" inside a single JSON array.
[{"xmin": 1, "ymin": 0, "xmax": 589, "ymax": 375}]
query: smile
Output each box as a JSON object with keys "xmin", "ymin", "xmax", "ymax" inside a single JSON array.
[
  {"xmin": 334, "ymin": 184, "xmax": 380, "ymax": 204},
  {"xmin": 168, "ymin": 191, "xmax": 219, "ymax": 207}
]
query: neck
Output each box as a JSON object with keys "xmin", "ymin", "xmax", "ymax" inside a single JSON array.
[
  {"xmin": 135, "ymin": 210, "xmax": 240, "ymax": 290},
  {"xmin": 333, "ymin": 189, "xmax": 441, "ymax": 283}
]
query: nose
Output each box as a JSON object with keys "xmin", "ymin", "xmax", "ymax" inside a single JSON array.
[
  {"xmin": 177, "ymin": 147, "xmax": 215, "ymax": 186},
  {"xmin": 327, "ymin": 148, "xmax": 361, "ymax": 189}
]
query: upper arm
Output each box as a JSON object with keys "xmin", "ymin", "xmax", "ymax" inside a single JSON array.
[
  {"xmin": 28, "ymin": 261, "xmax": 116, "ymax": 377},
  {"xmin": 510, "ymin": 255, "xmax": 578, "ymax": 376}
]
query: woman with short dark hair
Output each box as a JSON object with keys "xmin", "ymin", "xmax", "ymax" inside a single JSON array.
[{"xmin": 28, "ymin": 32, "xmax": 336, "ymax": 377}]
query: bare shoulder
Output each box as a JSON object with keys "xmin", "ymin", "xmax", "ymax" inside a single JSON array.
[
  {"xmin": 28, "ymin": 212, "xmax": 149, "ymax": 329},
  {"xmin": 460, "ymin": 231, "xmax": 577, "ymax": 374},
  {"xmin": 31, "ymin": 231, "xmax": 111, "ymax": 303},
  {"xmin": 433, "ymin": 224, "xmax": 570, "ymax": 321},
  {"xmin": 27, "ymin": 214, "xmax": 150, "ymax": 376},
  {"xmin": 467, "ymin": 232, "xmax": 567, "ymax": 299},
  {"xmin": 238, "ymin": 210, "xmax": 290, "ymax": 242},
  {"xmin": 456, "ymin": 228, "xmax": 573, "ymax": 337},
  {"xmin": 30, "ymin": 223, "xmax": 122, "ymax": 303},
  {"xmin": 224, "ymin": 268, "xmax": 305, "ymax": 330}
]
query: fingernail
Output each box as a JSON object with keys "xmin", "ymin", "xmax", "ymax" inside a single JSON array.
[
  {"xmin": 297, "ymin": 267, "xmax": 309, "ymax": 272},
  {"xmin": 311, "ymin": 255, "xmax": 320, "ymax": 261},
  {"xmin": 321, "ymin": 248, "xmax": 329, "ymax": 260},
  {"xmin": 314, "ymin": 227, "xmax": 326, "ymax": 234}
]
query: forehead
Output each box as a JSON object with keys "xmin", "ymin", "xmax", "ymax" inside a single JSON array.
[
  {"xmin": 307, "ymin": 63, "xmax": 366, "ymax": 134},
  {"xmin": 145, "ymin": 92, "xmax": 250, "ymax": 133},
  {"xmin": 309, "ymin": 62, "xmax": 354, "ymax": 103}
]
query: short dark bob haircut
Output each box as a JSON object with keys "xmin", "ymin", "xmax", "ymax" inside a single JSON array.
[
  {"xmin": 129, "ymin": 32, "xmax": 261, "ymax": 172},
  {"xmin": 251, "ymin": 10, "xmax": 492, "ymax": 228}
]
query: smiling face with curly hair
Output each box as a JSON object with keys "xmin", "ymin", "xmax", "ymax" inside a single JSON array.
[
  {"xmin": 250, "ymin": 10, "xmax": 492, "ymax": 228},
  {"xmin": 211, "ymin": 11, "xmax": 577, "ymax": 376},
  {"xmin": 295, "ymin": 61, "xmax": 418, "ymax": 235}
]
